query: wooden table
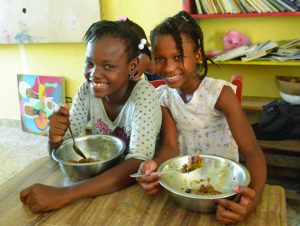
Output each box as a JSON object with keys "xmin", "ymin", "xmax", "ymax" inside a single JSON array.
[{"xmin": 0, "ymin": 157, "xmax": 287, "ymax": 226}]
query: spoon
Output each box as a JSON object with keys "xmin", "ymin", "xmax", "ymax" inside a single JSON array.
[
  {"xmin": 130, "ymin": 168, "xmax": 199, "ymax": 178},
  {"xmin": 68, "ymin": 125, "xmax": 87, "ymax": 159}
]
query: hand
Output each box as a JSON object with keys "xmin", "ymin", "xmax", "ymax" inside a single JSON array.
[
  {"xmin": 136, "ymin": 160, "xmax": 161, "ymax": 195},
  {"xmin": 20, "ymin": 183, "xmax": 70, "ymax": 213},
  {"xmin": 48, "ymin": 104, "xmax": 69, "ymax": 147},
  {"xmin": 215, "ymin": 185, "xmax": 256, "ymax": 224}
]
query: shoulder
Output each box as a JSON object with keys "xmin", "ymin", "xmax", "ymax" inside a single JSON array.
[
  {"xmin": 130, "ymin": 79, "xmax": 159, "ymax": 101},
  {"xmin": 156, "ymin": 84, "xmax": 170, "ymax": 97},
  {"xmin": 202, "ymin": 77, "xmax": 236, "ymax": 94}
]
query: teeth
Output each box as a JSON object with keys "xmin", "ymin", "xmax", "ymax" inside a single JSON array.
[
  {"xmin": 90, "ymin": 82, "xmax": 108, "ymax": 88},
  {"xmin": 166, "ymin": 75, "xmax": 179, "ymax": 81}
]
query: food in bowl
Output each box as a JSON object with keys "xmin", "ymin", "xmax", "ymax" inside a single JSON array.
[
  {"xmin": 158, "ymin": 155, "xmax": 250, "ymax": 213},
  {"xmin": 181, "ymin": 155, "xmax": 204, "ymax": 172},
  {"xmin": 185, "ymin": 183, "xmax": 221, "ymax": 195},
  {"xmin": 52, "ymin": 135, "xmax": 125, "ymax": 181},
  {"xmin": 68, "ymin": 157, "xmax": 97, "ymax": 163}
]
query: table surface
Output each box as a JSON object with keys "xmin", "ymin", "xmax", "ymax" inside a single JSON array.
[{"xmin": 0, "ymin": 156, "xmax": 287, "ymax": 226}]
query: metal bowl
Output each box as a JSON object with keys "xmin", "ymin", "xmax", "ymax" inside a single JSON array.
[
  {"xmin": 158, "ymin": 155, "xmax": 250, "ymax": 213},
  {"xmin": 52, "ymin": 135, "xmax": 125, "ymax": 182}
]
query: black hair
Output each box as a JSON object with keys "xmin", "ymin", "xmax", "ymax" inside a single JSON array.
[
  {"xmin": 150, "ymin": 11, "xmax": 211, "ymax": 78},
  {"xmin": 116, "ymin": 18, "xmax": 152, "ymax": 60},
  {"xmin": 83, "ymin": 20, "xmax": 140, "ymax": 63}
]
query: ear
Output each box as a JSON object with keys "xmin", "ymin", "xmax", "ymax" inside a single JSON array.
[
  {"xmin": 128, "ymin": 58, "xmax": 139, "ymax": 76},
  {"xmin": 196, "ymin": 48, "xmax": 202, "ymax": 64}
]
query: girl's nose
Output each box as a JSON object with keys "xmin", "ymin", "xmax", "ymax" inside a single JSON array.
[
  {"xmin": 90, "ymin": 66, "xmax": 104, "ymax": 79},
  {"xmin": 164, "ymin": 59, "xmax": 177, "ymax": 74}
]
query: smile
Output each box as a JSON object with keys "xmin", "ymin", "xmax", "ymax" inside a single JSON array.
[
  {"xmin": 165, "ymin": 75, "xmax": 181, "ymax": 82},
  {"xmin": 90, "ymin": 81, "xmax": 109, "ymax": 88}
]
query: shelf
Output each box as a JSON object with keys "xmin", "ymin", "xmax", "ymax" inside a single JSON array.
[
  {"xmin": 242, "ymin": 96, "xmax": 275, "ymax": 110},
  {"xmin": 209, "ymin": 60, "xmax": 300, "ymax": 66},
  {"xmin": 182, "ymin": 0, "xmax": 300, "ymax": 18},
  {"xmin": 191, "ymin": 12, "xmax": 300, "ymax": 19}
]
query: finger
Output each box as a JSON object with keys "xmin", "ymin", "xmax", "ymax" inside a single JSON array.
[
  {"xmin": 20, "ymin": 186, "xmax": 33, "ymax": 203},
  {"xmin": 139, "ymin": 180, "xmax": 160, "ymax": 192},
  {"xmin": 216, "ymin": 198, "xmax": 247, "ymax": 216},
  {"xmin": 137, "ymin": 174, "xmax": 160, "ymax": 184},
  {"xmin": 234, "ymin": 185, "xmax": 256, "ymax": 200},
  {"xmin": 216, "ymin": 203, "xmax": 242, "ymax": 224},
  {"xmin": 147, "ymin": 186, "xmax": 161, "ymax": 196}
]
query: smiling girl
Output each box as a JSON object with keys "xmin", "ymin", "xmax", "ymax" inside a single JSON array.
[
  {"xmin": 20, "ymin": 20, "xmax": 162, "ymax": 213},
  {"xmin": 137, "ymin": 11, "xmax": 266, "ymax": 225}
]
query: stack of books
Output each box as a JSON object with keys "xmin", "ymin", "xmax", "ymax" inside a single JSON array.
[
  {"xmin": 241, "ymin": 40, "xmax": 278, "ymax": 61},
  {"xmin": 194, "ymin": 0, "xmax": 300, "ymax": 14},
  {"xmin": 259, "ymin": 38, "xmax": 300, "ymax": 61},
  {"xmin": 214, "ymin": 38, "xmax": 300, "ymax": 62}
]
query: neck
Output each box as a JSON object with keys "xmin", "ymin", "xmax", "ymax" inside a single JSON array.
[
  {"xmin": 176, "ymin": 76, "xmax": 201, "ymax": 102},
  {"xmin": 103, "ymin": 80, "xmax": 134, "ymax": 105}
]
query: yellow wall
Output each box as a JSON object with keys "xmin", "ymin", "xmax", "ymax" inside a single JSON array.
[
  {"xmin": 200, "ymin": 16, "xmax": 300, "ymax": 97},
  {"xmin": 0, "ymin": 0, "xmax": 299, "ymax": 120},
  {"xmin": 0, "ymin": 0, "xmax": 181, "ymax": 120}
]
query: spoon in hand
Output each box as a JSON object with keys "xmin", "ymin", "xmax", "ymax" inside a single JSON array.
[
  {"xmin": 68, "ymin": 125, "xmax": 86, "ymax": 159},
  {"xmin": 130, "ymin": 168, "xmax": 200, "ymax": 178}
]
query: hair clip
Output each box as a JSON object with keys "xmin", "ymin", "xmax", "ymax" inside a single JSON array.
[
  {"xmin": 118, "ymin": 16, "xmax": 128, "ymax": 22},
  {"xmin": 138, "ymin": 38, "xmax": 147, "ymax": 50},
  {"xmin": 180, "ymin": 15, "xmax": 189, "ymax": 22}
]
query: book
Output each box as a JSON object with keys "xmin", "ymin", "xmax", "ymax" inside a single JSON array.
[
  {"xmin": 195, "ymin": 0, "xmax": 203, "ymax": 14},
  {"xmin": 246, "ymin": 0, "xmax": 262, "ymax": 12},
  {"xmin": 239, "ymin": 0, "xmax": 253, "ymax": 12},
  {"xmin": 261, "ymin": 0, "xmax": 280, "ymax": 12},
  {"xmin": 242, "ymin": 40, "xmax": 279, "ymax": 61},
  {"xmin": 277, "ymin": 38, "xmax": 300, "ymax": 49},
  {"xmin": 267, "ymin": 0, "xmax": 287, "ymax": 11},
  {"xmin": 214, "ymin": 45, "xmax": 251, "ymax": 61},
  {"xmin": 274, "ymin": 0, "xmax": 297, "ymax": 11}
]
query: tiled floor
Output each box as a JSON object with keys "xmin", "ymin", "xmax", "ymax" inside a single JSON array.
[{"xmin": 0, "ymin": 125, "xmax": 299, "ymax": 226}]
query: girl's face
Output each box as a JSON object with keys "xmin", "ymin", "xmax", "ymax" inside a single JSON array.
[
  {"xmin": 152, "ymin": 34, "xmax": 201, "ymax": 91},
  {"xmin": 83, "ymin": 36, "xmax": 137, "ymax": 99}
]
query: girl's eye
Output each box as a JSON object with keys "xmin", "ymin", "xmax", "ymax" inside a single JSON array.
[
  {"xmin": 154, "ymin": 57, "xmax": 164, "ymax": 63},
  {"xmin": 104, "ymin": 64, "xmax": 114, "ymax": 70},
  {"xmin": 174, "ymin": 55, "xmax": 183, "ymax": 61},
  {"xmin": 85, "ymin": 61, "xmax": 94, "ymax": 68}
]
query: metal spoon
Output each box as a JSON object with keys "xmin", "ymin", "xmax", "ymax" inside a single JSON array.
[
  {"xmin": 68, "ymin": 125, "xmax": 86, "ymax": 159},
  {"xmin": 130, "ymin": 170, "xmax": 181, "ymax": 178},
  {"xmin": 129, "ymin": 168, "xmax": 202, "ymax": 178}
]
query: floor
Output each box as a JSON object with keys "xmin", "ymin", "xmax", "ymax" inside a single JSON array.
[{"xmin": 0, "ymin": 124, "xmax": 299, "ymax": 226}]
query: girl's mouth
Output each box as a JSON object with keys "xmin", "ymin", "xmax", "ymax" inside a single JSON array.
[
  {"xmin": 89, "ymin": 79, "xmax": 109, "ymax": 88},
  {"xmin": 165, "ymin": 75, "xmax": 181, "ymax": 83}
]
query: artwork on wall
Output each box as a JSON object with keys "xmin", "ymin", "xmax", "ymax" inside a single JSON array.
[
  {"xmin": 17, "ymin": 74, "xmax": 64, "ymax": 136},
  {"xmin": 0, "ymin": 0, "xmax": 100, "ymax": 44}
]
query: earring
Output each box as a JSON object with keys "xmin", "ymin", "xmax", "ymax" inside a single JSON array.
[{"xmin": 129, "ymin": 74, "xmax": 135, "ymax": 80}]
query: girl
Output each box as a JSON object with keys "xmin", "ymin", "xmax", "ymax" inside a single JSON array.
[
  {"xmin": 137, "ymin": 11, "xmax": 266, "ymax": 225},
  {"xmin": 20, "ymin": 20, "xmax": 163, "ymax": 213}
]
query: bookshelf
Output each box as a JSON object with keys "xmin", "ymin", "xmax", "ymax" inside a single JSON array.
[
  {"xmin": 182, "ymin": 0, "xmax": 300, "ymax": 18},
  {"xmin": 182, "ymin": 0, "xmax": 300, "ymax": 99}
]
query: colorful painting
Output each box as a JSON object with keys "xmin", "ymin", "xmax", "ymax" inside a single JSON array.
[{"xmin": 17, "ymin": 74, "xmax": 64, "ymax": 135}]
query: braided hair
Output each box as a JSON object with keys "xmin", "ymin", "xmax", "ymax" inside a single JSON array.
[
  {"xmin": 83, "ymin": 20, "xmax": 141, "ymax": 63},
  {"xmin": 116, "ymin": 18, "xmax": 152, "ymax": 60},
  {"xmin": 150, "ymin": 11, "xmax": 210, "ymax": 78}
]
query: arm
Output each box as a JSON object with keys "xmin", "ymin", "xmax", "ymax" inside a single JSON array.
[
  {"xmin": 214, "ymin": 86, "xmax": 267, "ymax": 224},
  {"xmin": 137, "ymin": 106, "xmax": 180, "ymax": 195},
  {"xmin": 20, "ymin": 157, "xmax": 143, "ymax": 213}
]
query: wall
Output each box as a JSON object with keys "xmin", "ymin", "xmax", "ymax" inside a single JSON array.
[
  {"xmin": 200, "ymin": 16, "xmax": 300, "ymax": 97},
  {"xmin": 0, "ymin": 0, "xmax": 181, "ymax": 120}
]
